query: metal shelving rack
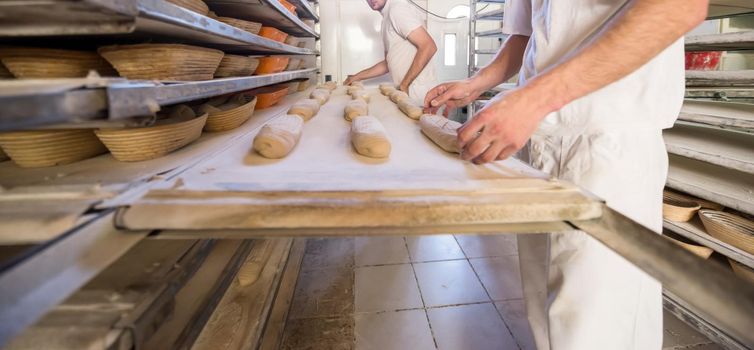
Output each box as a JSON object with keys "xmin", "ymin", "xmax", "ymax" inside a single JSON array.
[
  {"xmin": 467, "ymin": 0, "xmax": 506, "ymax": 116},
  {"xmin": 663, "ymin": 9, "xmax": 754, "ymax": 350},
  {"xmin": 0, "ymin": 0, "xmax": 322, "ymax": 346}
]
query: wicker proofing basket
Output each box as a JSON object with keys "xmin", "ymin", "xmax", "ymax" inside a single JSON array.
[
  {"xmin": 215, "ymin": 55, "xmax": 259, "ymax": 78},
  {"xmin": 285, "ymin": 58, "xmax": 301, "ymax": 71},
  {"xmin": 0, "ymin": 63, "xmax": 14, "ymax": 78},
  {"xmin": 663, "ymin": 190, "xmax": 701, "ymax": 222},
  {"xmin": 166, "ymin": 0, "xmax": 209, "ymax": 15},
  {"xmin": 216, "ymin": 17, "xmax": 262, "ymax": 35},
  {"xmin": 98, "ymin": 44, "xmax": 224, "ymax": 81},
  {"xmin": 699, "ymin": 209, "xmax": 754, "ymax": 255},
  {"xmin": 95, "ymin": 106, "xmax": 208, "ymax": 162},
  {"xmin": 729, "ymin": 259, "xmax": 754, "ymax": 285},
  {"xmin": 0, "ymin": 47, "xmax": 117, "ymax": 79},
  {"xmin": 664, "ymin": 189, "xmax": 724, "ymax": 211},
  {"xmin": 0, "ymin": 130, "xmax": 107, "ymax": 168},
  {"xmin": 664, "ymin": 234, "xmax": 714, "ymax": 259},
  {"xmin": 200, "ymin": 95, "xmax": 257, "ymax": 132},
  {"xmin": 0, "ymin": 147, "xmax": 7, "ymax": 161}
]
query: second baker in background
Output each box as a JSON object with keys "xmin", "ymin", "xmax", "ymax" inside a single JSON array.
[{"xmin": 344, "ymin": 0, "xmax": 438, "ymax": 102}]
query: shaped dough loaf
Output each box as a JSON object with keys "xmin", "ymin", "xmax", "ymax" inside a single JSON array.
[
  {"xmin": 419, "ymin": 114, "xmax": 462, "ymax": 153},
  {"xmin": 253, "ymin": 114, "xmax": 304, "ymax": 158},
  {"xmin": 310, "ymin": 88, "xmax": 330, "ymax": 105},
  {"xmin": 288, "ymin": 98, "xmax": 321, "ymax": 121},
  {"xmin": 379, "ymin": 83, "xmax": 394, "ymax": 95},
  {"xmin": 351, "ymin": 116, "xmax": 391, "ymax": 158},
  {"xmin": 347, "ymin": 85, "xmax": 362, "ymax": 95},
  {"xmin": 344, "ymin": 99, "xmax": 368, "ymax": 121},
  {"xmin": 350, "ymin": 89, "xmax": 370, "ymax": 103},
  {"xmin": 397, "ymin": 99, "xmax": 423, "ymax": 120},
  {"xmin": 389, "ymin": 90, "xmax": 409, "ymax": 103},
  {"xmin": 320, "ymin": 81, "xmax": 337, "ymax": 91}
]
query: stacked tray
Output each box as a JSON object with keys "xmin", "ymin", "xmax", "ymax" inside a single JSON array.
[
  {"xmin": 215, "ymin": 55, "xmax": 259, "ymax": 78},
  {"xmin": 166, "ymin": 0, "xmax": 209, "ymax": 15},
  {"xmin": 99, "ymin": 44, "xmax": 224, "ymax": 81},
  {"xmin": 200, "ymin": 94, "xmax": 258, "ymax": 132},
  {"xmin": 0, "ymin": 129, "xmax": 107, "ymax": 168},
  {"xmin": 0, "ymin": 47, "xmax": 117, "ymax": 78},
  {"xmin": 95, "ymin": 105, "xmax": 208, "ymax": 162}
]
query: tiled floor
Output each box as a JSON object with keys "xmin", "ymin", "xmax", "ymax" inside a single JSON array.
[{"xmin": 281, "ymin": 235, "xmax": 721, "ymax": 350}]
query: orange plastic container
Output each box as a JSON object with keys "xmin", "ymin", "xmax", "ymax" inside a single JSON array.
[
  {"xmin": 279, "ymin": 0, "xmax": 297, "ymax": 16},
  {"xmin": 254, "ymin": 56, "xmax": 290, "ymax": 75},
  {"xmin": 259, "ymin": 26, "xmax": 288, "ymax": 43},
  {"xmin": 255, "ymin": 85, "xmax": 290, "ymax": 109}
]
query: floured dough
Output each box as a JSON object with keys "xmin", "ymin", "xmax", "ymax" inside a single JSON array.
[
  {"xmin": 379, "ymin": 83, "xmax": 394, "ymax": 95},
  {"xmin": 320, "ymin": 81, "xmax": 337, "ymax": 91},
  {"xmin": 344, "ymin": 99, "xmax": 368, "ymax": 121},
  {"xmin": 310, "ymin": 88, "xmax": 330, "ymax": 105},
  {"xmin": 288, "ymin": 98, "xmax": 321, "ymax": 121},
  {"xmin": 389, "ymin": 90, "xmax": 409, "ymax": 103},
  {"xmin": 253, "ymin": 114, "xmax": 304, "ymax": 158},
  {"xmin": 397, "ymin": 99, "xmax": 423, "ymax": 120},
  {"xmin": 351, "ymin": 116, "xmax": 391, "ymax": 158},
  {"xmin": 419, "ymin": 114, "xmax": 462, "ymax": 153},
  {"xmin": 350, "ymin": 89, "xmax": 370, "ymax": 103}
]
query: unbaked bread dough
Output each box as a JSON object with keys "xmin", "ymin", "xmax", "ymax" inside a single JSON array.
[
  {"xmin": 419, "ymin": 114, "xmax": 462, "ymax": 153},
  {"xmin": 351, "ymin": 116, "xmax": 391, "ymax": 158},
  {"xmin": 397, "ymin": 99, "xmax": 423, "ymax": 120},
  {"xmin": 288, "ymin": 98, "xmax": 321, "ymax": 121},
  {"xmin": 379, "ymin": 83, "xmax": 394, "ymax": 95},
  {"xmin": 253, "ymin": 114, "xmax": 304, "ymax": 158},
  {"xmin": 350, "ymin": 89, "xmax": 370, "ymax": 103},
  {"xmin": 344, "ymin": 99, "xmax": 368, "ymax": 121},
  {"xmin": 389, "ymin": 90, "xmax": 409, "ymax": 103},
  {"xmin": 320, "ymin": 81, "xmax": 337, "ymax": 91},
  {"xmin": 310, "ymin": 88, "xmax": 330, "ymax": 105}
]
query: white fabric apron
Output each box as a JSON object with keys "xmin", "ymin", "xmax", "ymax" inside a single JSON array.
[{"xmin": 501, "ymin": 0, "xmax": 685, "ymax": 349}]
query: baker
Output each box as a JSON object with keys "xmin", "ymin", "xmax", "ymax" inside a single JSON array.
[
  {"xmin": 424, "ymin": 0, "xmax": 708, "ymax": 348},
  {"xmin": 343, "ymin": 0, "xmax": 438, "ymax": 102}
]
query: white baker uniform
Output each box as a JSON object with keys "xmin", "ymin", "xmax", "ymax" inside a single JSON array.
[
  {"xmin": 380, "ymin": 0, "xmax": 438, "ymax": 102},
  {"xmin": 501, "ymin": 0, "xmax": 685, "ymax": 349}
]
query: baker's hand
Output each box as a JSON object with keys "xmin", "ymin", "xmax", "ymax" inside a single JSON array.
[
  {"xmin": 344, "ymin": 74, "xmax": 360, "ymax": 86},
  {"xmin": 398, "ymin": 83, "xmax": 409, "ymax": 94},
  {"xmin": 458, "ymin": 89, "xmax": 548, "ymax": 164},
  {"xmin": 424, "ymin": 79, "xmax": 483, "ymax": 116}
]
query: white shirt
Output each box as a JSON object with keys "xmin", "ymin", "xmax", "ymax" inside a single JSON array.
[
  {"xmin": 380, "ymin": 0, "xmax": 437, "ymax": 102},
  {"xmin": 502, "ymin": 0, "xmax": 684, "ymax": 135}
]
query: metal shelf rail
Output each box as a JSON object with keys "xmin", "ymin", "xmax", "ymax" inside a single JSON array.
[
  {"xmin": 664, "ymin": 218, "xmax": 754, "ymax": 270},
  {"xmin": 205, "ymin": 0, "xmax": 319, "ymax": 38},
  {"xmin": 288, "ymin": 0, "xmax": 319, "ymax": 21}
]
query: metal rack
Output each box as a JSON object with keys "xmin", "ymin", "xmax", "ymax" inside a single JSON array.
[
  {"xmin": 205, "ymin": 0, "xmax": 318, "ymax": 38},
  {"xmin": 467, "ymin": 0, "xmax": 506, "ymax": 116}
]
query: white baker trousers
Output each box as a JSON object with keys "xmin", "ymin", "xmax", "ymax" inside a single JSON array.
[{"xmin": 518, "ymin": 129, "xmax": 667, "ymax": 350}]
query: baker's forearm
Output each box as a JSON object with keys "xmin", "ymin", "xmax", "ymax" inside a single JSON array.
[
  {"xmin": 521, "ymin": 0, "xmax": 707, "ymax": 116},
  {"xmin": 400, "ymin": 45, "xmax": 435, "ymax": 89},
  {"xmin": 357, "ymin": 60, "xmax": 389, "ymax": 80},
  {"xmin": 471, "ymin": 35, "xmax": 529, "ymax": 92}
]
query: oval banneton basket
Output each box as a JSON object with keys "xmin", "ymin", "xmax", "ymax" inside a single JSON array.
[
  {"xmin": 259, "ymin": 26, "xmax": 288, "ymax": 43},
  {"xmin": 729, "ymin": 259, "xmax": 754, "ymax": 285},
  {"xmin": 256, "ymin": 85, "xmax": 290, "ymax": 109},
  {"xmin": 95, "ymin": 106, "xmax": 208, "ymax": 162},
  {"xmin": 0, "ymin": 129, "xmax": 108, "ymax": 168},
  {"xmin": 98, "ymin": 44, "xmax": 224, "ymax": 81},
  {"xmin": 0, "ymin": 147, "xmax": 8, "ymax": 161},
  {"xmin": 0, "ymin": 63, "xmax": 14, "ymax": 78},
  {"xmin": 664, "ymin": 189, "xmax": 724, "ymax": 211},
  {"xmin": 699, "ymin": 209, "xmax": 754, "ymax": 255},
  {"xmin": 663, "ymin": 233, "xmax": 714, "ymax": 259},
  {"xmin": 0, "ymin": 47, "xmax": 117, "ymax": 79},
  {"xmin": 200, "ymin": 95, "xmax": 258, "ymax": 132},
  {"xmin": 166, "ymin": 0, "xmax": 209, "ymax": 15},
  {"xmin": 214, "ymin": 55, "xmax": 259, "ymax": 78},
  {"xmin": 255, "ymin": 56, "xmax": 290, "ymax": 75},
  {"xmin": 285, "ymin": 58, "xmax": 301, "ymax": 71},
  {"xmin": 663, "ymin": 190, "xmax": 701, "ymax": 222},
  {"xmin": 215, "ymin": 17, "xmax": 262, "ymax": 35}
]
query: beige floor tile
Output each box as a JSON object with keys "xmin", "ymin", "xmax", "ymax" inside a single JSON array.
[
  {"xmin": 455, "ymin": 234, "xmax": 518, "ymax": 258},
  {"xmin": 406, "ymin": 235, "xmax": 465, "ymax": 262},
  {"xmin": 289, "ymin": 268, "xmax": 354, "ymax": 319},
  {"xmin": 470, "ymin": 256, "xmax": 523, "ymax": 301},
  {"xmin": 413, "ymin": 260, "xmax": 489, "ymax": 307},
  {"xmin": 495, "ymin": 300, "xmax": 537, "ymax": 350},
  {"xmin": 355, "ymin": 264, "xmax": 423, "ymax": 312},
  {"xmin": 303, "ymin": 238, "xmax": 354, "ymax": 271},
  {"xmin": 281, "ymin": 316, "xmax": 354, "ymax": 350},
  {"xmin": 428, "ymin": 303, "xmax": 518, "ymax": 350},
  {"xmin": 354, "ymin": 237, "xmax": 410, "ymax": 266},
  {"xmin": 355, "ymin": 310, "xmax": 436, "ymax": 350},
  {"xmin": 662, "ymin": 310, "xmax": 722, "ymax": 349}
]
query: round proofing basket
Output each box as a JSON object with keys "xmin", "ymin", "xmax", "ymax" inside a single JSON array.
[
  {"xmin": 95, "ymin": 114, "xmax": 208, "ymax": 162},
  {"xmin": 215, "ymin": 55, "xmax": 259, "ymax": 78},
  {"xmin": 0, "ymin": 130, "xmax": 108, "ymax": 168},
  {"xmin": 699, "ymin": 209, "xmax": 754, "ymax": 255},
  {"xmin": 254, "ymin": 56, "xmax": 290, "ymax": 75},
  {"xmin": 166, "ymin": 0, "xmax": 209, "ymax": 15},
  {"xmin": 663, "ymin": 191, "xmax": 701, "ymax": 222},
  {"xmin": 99, "ymin": 44, "xmax": 224, "ymax": 81},
  {"xmin": 729, "ymin": 259, "xmax": 754, "ymax": 285},
  {"xmin": 664, "ymin": 234, "xmax": 714, "ymax": 259},
  {"xmin": 204, "ymin": 97, "xmax": 257, "ymax": 132},
  {"xmin": 664, "ymin": 189, "xmax": 724, "ymax": 211},
  {"xmin": 216, "ymin": 17, "xmax": 262, "ymax": 35},
  {"xmin": 0, "ymin": 47, "xmax": 117, "ymax": 79}
]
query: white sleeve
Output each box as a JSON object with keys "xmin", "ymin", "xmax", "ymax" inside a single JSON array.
[
  {"xmin": 501, "ymin": 0, "xmax": 533, "ymax": 36},
  {"xmin": 390, "ymin": 2, "xmax": 425, "ymax": 39}
]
